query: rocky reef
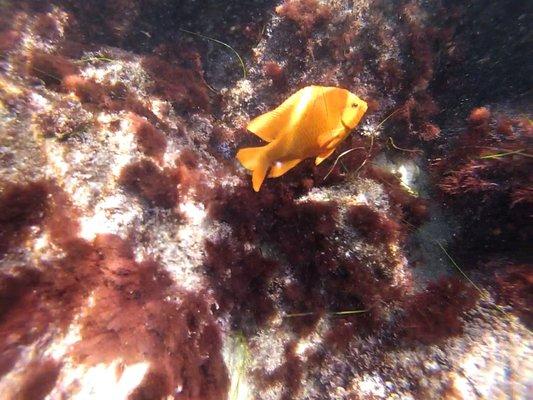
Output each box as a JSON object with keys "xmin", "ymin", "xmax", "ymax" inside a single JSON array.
[{"xmin": 0, "ymin": 0, "xmax": 531, "ymax": 399}]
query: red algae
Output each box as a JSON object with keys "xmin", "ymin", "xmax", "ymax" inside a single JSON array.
[
  {"xmin": 207, "ymin": 181, "xmax": 411, "ymax": 338},
  {"xmin": 324, "ymin": 256, "xmax": 407, "ymax": 336},
  {"xmin": 177, "ymin": 148, "xmax": 200, "ymax": 169},
  {"xmin": 62, "ymin": 75, "xmax": 107, "ymax": 105},
  {"xmin": 0, "ymin": 181, "xmax": 49, "ymax": 256},
  {"xmin": 118, "ymin": 159, "xmax": 178, "ymax": 208},
  {"xmin": 208, "ymin": 184, "xmax": 348, "ymax": 332},
  {"xmin": 276, "ymin": 0, "xmax": 331, "ymax": 35},
  {"xmin": 28, "ymin": 52, "xmax": 78, "ymax": 87},
  {"xmin": 377, "ymin": 58, "xmax": 404, "ymax": 91},
  {"xmin": 0, "ymin": 29, "xmax": 20, "ymax": 52},
  {"xmin": 0, "ymin": 182, "xmax": 92, "ymax": 380},
  {"xmin": 0, "ymin": 0, "xmax": 530, "ymax": 397},
  {"xmin": 174, "ymin": 153, "xmax": 211, "ymax": 202},
  {"xmin": 14, "ymin": 359, "xmax": 61, "ymax": 400},
  {"xmin": 493, "ymin": 264, "xmax": 532, "ymax": 328},
  {"xmin": 363, "ymin": 166, "xmax": 429, "ymax": 227},
  {"xmin": 398, "ymin": 277, "xmax": 478, "ymax": 345},
  {"xmin": 34, "ymin": 97, "xmax": 93, "ymax": 140},
  {"xmin": 44, "ymin": 183, "xmax": 81, "ymax": 248},
  {"xmin": 468, "ymin": 106, "xmax": 491, "ymax": 126},
  {"xmin": 26, "ymin": 52, "xmax": 172, "ymax": 133},
  {"xmin": 511, "ymin": 186, "xmax": 533, "ymax": 207},
  {"xmin": 263, "ymin": 61, "xmax": 287, "ymax": 88},
  {"xmin": 129, "ymin": 114, "xmax": 167, "ymax": 162},
  {"xmin": 393, "ymin": 93, "xmax": 441, "ymax": 142},
  {"xmin": 347, "ymin": 205, "xmax": 401, "ymax": 245},
  {"xmin": 74, "ymin": 234, "xmax": 229, "ymax": 400},
  {"xmin": 0, "ymin": 182, "xmax": 228, "ymax": 398},
  {"xmin": 33, "ymin": 13, "xmax": 61, "ymax": 41},
  {"xmin": 142, "ymin": 55, "xmax": 210, "ymax": 112},
  {"xmin": 204, "ymin": 239, "xmax": 278, "ymax": 328},
  {"xmin": 259, "ymin": 341, "xmax": 303, "ymax": 400},
  {"xmin": 432, "ymin": 109, "xmax": 532, "ymax": 253}
]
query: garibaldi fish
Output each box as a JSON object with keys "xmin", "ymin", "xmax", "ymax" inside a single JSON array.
[{"xmin": 237, "ymin": 85, "xmax": 368, "ymax": 191}]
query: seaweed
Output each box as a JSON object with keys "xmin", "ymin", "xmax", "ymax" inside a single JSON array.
[
  {"xmin": 28, "ymin": 52, "xmax": 78, "ymax": 87},
  {"xmin": 204, "ymin": 239, "xmax": 278, "ymax": 329},
  {"xmin": 0, "ymin": 181, "xmax": 49, "ymax": 256},
  {"xmin": 263, "ymin": 61, "xmax": 287, "ymax": 88},
  {"xmin": 276, "ymin": 0, "xmax": 331, "ymax": 35},
  {"xmin": 13, "ymin": 359, "xmax": 61, "ymax": 400},
  {"xmin": 432, "ymin": 109, "xmax": 532, "ymax": 254},
  {"xmin": 346, "ymin": 204, "xmax": 401, "ymax": 245},
  {"xmin": 398, "ymin": 277, "xmax": 478, "ymax": 345},
  {"xmin": 259, "ymin": 341, "xmax": 303, "ymax": 400},
  {"xmin": 0, "ymin": 185, "xmax": 229, "ymax": 398},
  {"xmin": 73, "ymin": 234, "xmax": 230, "ymax": 400},
  {"xmin": 118, "ymin": 159, "xmax": 178, "ymax": 208},
  {"xmin": 142, "ymin": 55, "xmax": 210, "ymax": 112},
  {"xmin": 493, "ymin": 263, "xmax": 532, "ymax": 328},
  {"xmin": 0, "ymin": 29, "xmax": 20, "ymax": 52},
  {"xmin": 62, "ymin": 74, "xmax": 107, "ymax": 105},
  {"xmin": 130, "ymin": 115, "xmax": 167, "ymax": 162}
]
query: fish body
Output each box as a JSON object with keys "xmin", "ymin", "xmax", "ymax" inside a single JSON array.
[{"xmin": 236, "ymin": 85, "xmax": 368, "ymax": 191}]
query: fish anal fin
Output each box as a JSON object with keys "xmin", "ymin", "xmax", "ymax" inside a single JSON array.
[
  {"xmin": 315, "ymin": 148, "xmax": 336, "ymax": 165},
  {"xmin": 268, "ymin": 159, "xmax": 301, "ymax": 178}
]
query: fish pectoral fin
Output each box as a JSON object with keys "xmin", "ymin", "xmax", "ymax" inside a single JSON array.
[
  {"xmin": 315, "ymin": 148, "xmax": 336, "ymax": 165},
  {"xmin": 268, "ymin": 159, "xmax": 302, "ymax": 178},
  {"xmin": 317, "ymin": 127, "xmax": 346, "ymax": 148}
]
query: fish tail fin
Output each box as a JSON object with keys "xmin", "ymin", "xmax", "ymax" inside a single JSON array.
[{"xmin": 236, "ymin": 146, "xmax": 270, "ymax": 192}]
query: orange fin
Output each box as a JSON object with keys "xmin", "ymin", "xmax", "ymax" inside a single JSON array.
[
  {"xmin": 247, "ymin": 109, "xmax": 283, "ymax": 142},
  {"xmin": 252, "ymin": 162, "xmax": 270, "ymax": 192},
  {"xmin": 247, "ymin": 88, "xmax": 305, "ymax": 142},
  {"xmin": 236, "ymin": 146, "xmax": 261, "ymax": 171},
  {"xmin": 315, "ymin": 148, "xmax": 336, "ymax": 165},
  {"xmin": 318, "ymin": 127, "xmax": 346, "ymax": 148},
  {"xmin": 268, "ymin": 159, "xmax": 301, "ymax": 178},
  {"xmin": 236, "ymin": 146, "xmax": 270, "ymax": 192}
]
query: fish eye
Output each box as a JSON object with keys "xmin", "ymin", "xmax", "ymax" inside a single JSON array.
[{"xmin": 352, "ymin": 103, "xmax": 358, "ymax": 108}]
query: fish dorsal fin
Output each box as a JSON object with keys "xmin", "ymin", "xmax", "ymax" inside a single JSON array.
[
  {"xmin": 247, "ymin": 109, "xmax": 284, "ymax": 142},
  {"xmin": 247, "ymin": 88, "xmax": 306, "ymax": 142}
]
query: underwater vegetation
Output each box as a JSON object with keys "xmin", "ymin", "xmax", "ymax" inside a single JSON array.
[{"xmin": 0, "ymin": 0, "xmax": 531, "ymax": 399}]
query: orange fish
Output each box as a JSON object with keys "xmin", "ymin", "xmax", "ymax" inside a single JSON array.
[{"xmin": 236, "ymin": 85, "xmax": 368, "ymax": 191}]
